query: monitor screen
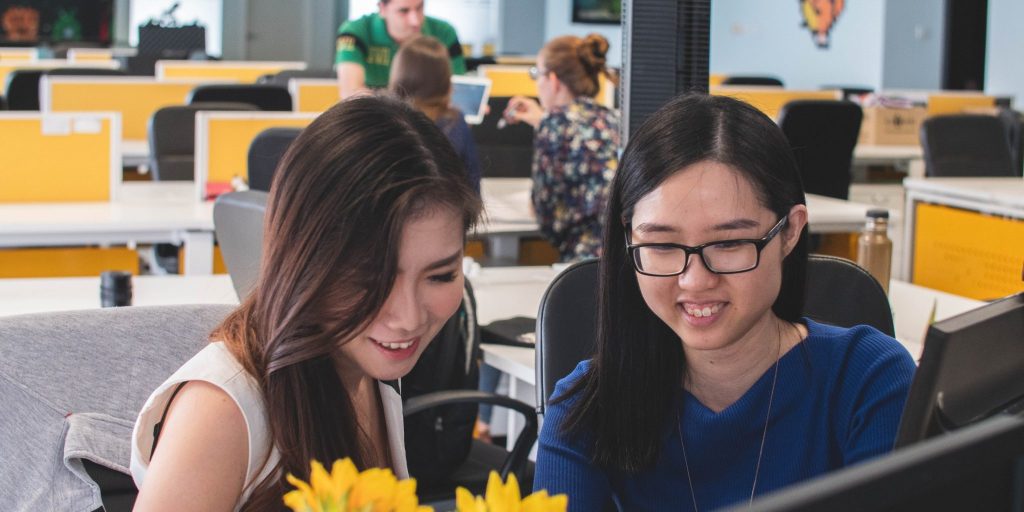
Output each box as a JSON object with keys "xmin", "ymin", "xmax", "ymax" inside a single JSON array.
[
  {"xmin": 0, "ymin": 0, "xmax": 113, "ymax": 45},
  {"xmin": 733, "ymin": 415, "xmax": 1024, "ymax": 512},
  {"xmin": 450, "ymin": 75, "xmax": 491, "ymax": 125},
  {"xmin": 895, "ymin": 292, "xmax": 1024, "ymax": 448}
]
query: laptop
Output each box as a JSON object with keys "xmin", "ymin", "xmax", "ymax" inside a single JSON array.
[{"xmin": 450, "ymin": 75, "xmax": 492, "ymax": 125}]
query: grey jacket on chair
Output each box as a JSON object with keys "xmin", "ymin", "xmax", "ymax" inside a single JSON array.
[{"xmin": 0, "ymin": 304, "xmax": 233, "ymax": 511}]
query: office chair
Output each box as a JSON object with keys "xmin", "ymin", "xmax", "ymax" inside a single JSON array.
[
  {"xmin": 721, "ymin": 75, "xmax": 784, "ymax": 87},
  {"xmin": 920, "ymin": 114, "xmax": 1017, "ymax": 177},
  {"xmin": 0, "ymin": 304, "xmax": 234, "ymax": 512},
  {"xmin": 45, "ymin": 67, "xmax": 126, "ymax": 77},
  {"xmin": 148, "ymin": 103, "xmax": 257, "ymax": 181},
  {"xmin": 4, "ymin": 69, "xmax": 45, "ymax": 110},
  {"xmin": 471, "ymin": 96, "xmax": 535, "ymax": 178},
  {"xmin": 187, "ymin": 84, "xmax": 293, "ymax": 111},
  {"xmin": 247, "ymin": 127, "xmax": 303, "ymax": 192},
  {"xmin": 778, "ymin": 99, "xmax": 863, "ymax": 200},
  {"xmin": 535, "ymin": 255, "xmax": 895, "ymax": 416},
  {"xmin": 213, "ymin": 189, "xmax": 537, "ymax": 501}
]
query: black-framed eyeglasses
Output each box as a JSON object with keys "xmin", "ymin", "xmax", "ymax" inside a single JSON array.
[
  {"xmin": 528, "ymin": 66, "xmax": 545, "ymax": 81},
  {"xmin": 626, "ymin": 216, "xmax": 789, "ymax": 276}
]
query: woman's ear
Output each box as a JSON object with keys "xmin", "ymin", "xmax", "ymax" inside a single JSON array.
[{"xmin": 782, "ymin": 204, "xmax": 808, "ymax": 255}]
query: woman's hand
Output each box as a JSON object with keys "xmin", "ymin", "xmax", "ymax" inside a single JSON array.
[{"xmin": 504, "ymin": 96, "xmax": 544, "ymax": 129}]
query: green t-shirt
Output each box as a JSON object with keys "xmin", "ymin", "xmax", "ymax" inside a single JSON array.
[{"xmin": 335, "ymin": 13, "xmax": 466, "ymax": 89}]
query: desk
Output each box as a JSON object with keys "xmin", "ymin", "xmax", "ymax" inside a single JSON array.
[
  {"xmin": 853, "ymin": 144, "xmax": 924, "ymax": 177},
  {"xmin": 902, "ymin": 177, "xmax": 1024, "ymax": 299},
  {"xmin": 0, "ymin": 182, "xmax": 216, "ymax": 275}
]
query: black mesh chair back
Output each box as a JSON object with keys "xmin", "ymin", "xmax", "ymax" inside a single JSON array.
[
  {"xmin": 997, "ymin": 108, "xmax": 1024, "ymax": 175},
  {"xmin": 187, "ymin": 84, "xmax": 293, "ymax": 111},
  {"xmin": 247, "ymin": 127, "xmax": 302, "ymax": 192},
  {"xmin": 721, "ymin": 75, "xmax": 784, "ymax": 87},
  {"xmin": 148, "ymin": 103, "xmax": 258, "ymax": 181},
  {"xmin": 920, "ymin": 114, "xmax": 1017, "ymax": 177},
  {"xmin": 45, "ymin": 67, "xmax": 126, "ymax": 77},
  {"xmin": 778, "ymin": 100, "xmax": 863, "ymax": 200},
  {"xmin": 471, "ymin": 96, "xmax": 535, "ymax": 178},
  {"xmin": 535, "ymin": 255, "xmax": 894, "ymax": 415},
  {"xmin": 5, "ymin": 69, "xmax": 45, "ymax": 110},
  {"xmin": 260, "ymin": 68, "xmax": 337, "ymax": 86},
  {"xmin": 803, "ymin": 255, "xmax": 894, "ymax": 337},
  {"xmin": 535, "ymin": 259, "xmax": 600, "ymax": 416}
]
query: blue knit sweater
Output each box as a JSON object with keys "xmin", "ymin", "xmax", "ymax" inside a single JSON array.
[{"xmin": 533, "ymin": 319, "xmax": 916, "ymax": 511}]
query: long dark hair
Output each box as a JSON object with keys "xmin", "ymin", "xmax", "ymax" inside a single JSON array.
[
  {"xmin": 559, "ymin": 93, "xmax": 808, "ymax": 472},
  {"xmin": 213, "ymin": 96, "xmax": 482, "ymax": 509},
  {"xmin": 389, "ymin": 35, "xmax": 456, "ymax": 123}
]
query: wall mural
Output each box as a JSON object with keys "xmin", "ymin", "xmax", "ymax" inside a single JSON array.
[{"xmin": 800, "ymin": 0, "xmax": 845, "ymax": 49}]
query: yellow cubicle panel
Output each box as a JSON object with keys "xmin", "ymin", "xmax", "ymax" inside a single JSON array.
[
  {"xmin": 0, "ymin": 113, "xmax": 119, "ymax": 202},
  {"xmin": 711, "ymin": 87, "xmax": 842, "ymax": 119},
  {"xmin": 709, "ymin": 73, "xmax": 726, "ymax": 87},
  {"xmin": 42, "ymin": 77, "xmax": 214, "ymax": 141},
  {"xmin": 0, "ymin": 247, "xmax": 139, "ymax": 278},
  {"xmin": 927, "ymin": 93, "xmax": 996, "ymax": 116},
  {"xmin": 194, "ymin": 112, "xmax": 318, "ymax": 200},
  {"xmin": 0, "ymin": 47, "xmax": 36, "ymax": 61},
  {"xmin": 288, "ymin": 79, "xmax": 340, "ymax": 113},
  {"xmin": 477, "ymin": 64, "xmax": 616, "ymax": 107},
  {"xmin": 0, "ymin": 59, "xmax": 120, "ymax": 92},
  {"xmin": 156, "ymin": 60, "xmax": 306, "ymax": 83},
  {"xmin": 913, "ymin": 203, "xmax": 1024, "ymax": 300}
]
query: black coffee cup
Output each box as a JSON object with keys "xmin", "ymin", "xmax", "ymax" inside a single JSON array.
[{"xmin": 100, "ymin": 271, "xmax": 133, "ymax": 308}]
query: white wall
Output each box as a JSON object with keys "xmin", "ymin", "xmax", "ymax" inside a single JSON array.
[
  {"xmin": 881, "ymin": 0, "xmax": 945, "ymax": 90},
  {"xmin": 348, "ymin": 0, "xmax": 500, "ymax": 57},
  {"xmin": 986, "ymin": 0, "xmax": 1024, "ymax": 107},
  {"xmin": 544, "ymin": 0, "xmax": 622, "ymax": 67},
  {"xmin": 710, "ymin": 0, "xmax": 885, "ymax": 90}
]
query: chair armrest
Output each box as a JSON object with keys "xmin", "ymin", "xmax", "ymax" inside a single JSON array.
[{"xmin": 403, "ymin": 390, "xmax": 538, "ymax": 482}]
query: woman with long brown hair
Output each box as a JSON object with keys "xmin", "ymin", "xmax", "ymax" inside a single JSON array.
[
  {"xmin": 129, "ymin": 96, "xmax": 482, "ymax": 510},
  {"xmin": 390, "ymin": 34, "xmax": 481, "ymax": 194}
]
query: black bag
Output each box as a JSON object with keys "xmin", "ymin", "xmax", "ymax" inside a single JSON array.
[{"xmin": 401, "ymin": 282, "xmax": 480, "ymax": 486}]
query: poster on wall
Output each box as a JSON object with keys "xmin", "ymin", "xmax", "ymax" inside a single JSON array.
[
  {"xmin": 800, "ymin": 0, "xmax": 845, "ymax": 48},
  {"xmin": 572, "ymin": 0, "xmax": 621, "ymax": 25},
  {"xmin": 0, "ymin": 0, "xmax": 113, "ymax": 44}
]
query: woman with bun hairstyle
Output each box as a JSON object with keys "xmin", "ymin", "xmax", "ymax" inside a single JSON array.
[
  {"xmin": 390, "ymin": 34, "xmax": 481, "ymax": 194},
  {"xmin": 503, "ymin": 33, "xmax": 621, "ymax": 262}
]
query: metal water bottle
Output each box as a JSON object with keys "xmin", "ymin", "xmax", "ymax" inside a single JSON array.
[{"xmin": 856, "ymin": 209, "xmax": 893, "ymax": 294}]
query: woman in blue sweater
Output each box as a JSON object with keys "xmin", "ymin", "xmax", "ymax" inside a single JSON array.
[{"xmin": 532, "ymin": 93, "xmax": 916, "ymax": 511}]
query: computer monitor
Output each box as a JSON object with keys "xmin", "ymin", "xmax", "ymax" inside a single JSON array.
[
  {"xmin": 730, "ymin": 415, "xmax": 1024, "ymax": 512},
  {"xmin": 450, "ymin": 75, "xmax": 491, "ymax": 125},
  {"xmin": 895, "ymin": 291, "xmax": 1024, "ymax": 448}
]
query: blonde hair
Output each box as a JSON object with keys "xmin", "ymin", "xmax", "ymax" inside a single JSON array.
[
  {"xmin": 389, "ymin": 35, "xmax": 454, "ymax": 122},
  {"xmin": 541, "ymin": 33, "xmax": 614, "ymax": 98}
]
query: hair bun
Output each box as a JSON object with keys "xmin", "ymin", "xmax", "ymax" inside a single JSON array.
[{"xmin": 577, "ymin": 33, "xmax": 609, "ymax": 71}]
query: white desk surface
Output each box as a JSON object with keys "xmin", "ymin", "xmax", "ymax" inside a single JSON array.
[
  {"xmin": 479, "ymin": 177, "xmax": 884, "ymax": 235},
  {"xmin": 122, "ymin": 139, "xmax": 150, "ymax": 167},
  {"xmin": 903, "ymin": 177, "xmax": 1024, "ymax": 212},
  {"xmin": 853, "ymin": 144, "xmax": 923, "ymax": 163}
]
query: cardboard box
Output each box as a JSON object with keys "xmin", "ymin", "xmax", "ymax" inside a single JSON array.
[{"xmin": 858, "ymin": 106, "xmax": 928, "ymax": 146}]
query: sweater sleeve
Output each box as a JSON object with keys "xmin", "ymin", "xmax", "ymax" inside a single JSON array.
[
  {"xmin": 835, "ymin": 328, "xmax": 917, "ymax": 465},
  {"xmin": 533, "ymin": 363, "xmax": 613, "ymax": 512}
]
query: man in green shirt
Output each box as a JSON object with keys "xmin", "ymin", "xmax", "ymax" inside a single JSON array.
[{"xmin": 335, "ymin": 0, "xmax": 466, "ymax": 99}]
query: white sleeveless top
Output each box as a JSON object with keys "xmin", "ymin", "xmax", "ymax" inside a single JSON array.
[{"xmin": 130, "ymin": 342, "xmax": 408, "ymax": 509}]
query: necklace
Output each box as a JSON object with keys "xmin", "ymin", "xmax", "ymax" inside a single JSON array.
[{"xmin": 676, "ymin": 338, "xmax": 782, "ymax": 511}]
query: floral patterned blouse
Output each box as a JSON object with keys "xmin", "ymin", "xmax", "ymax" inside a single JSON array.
[{"xmin": 531, "ymin": 96, "xmax": 621, "ymax": 262}]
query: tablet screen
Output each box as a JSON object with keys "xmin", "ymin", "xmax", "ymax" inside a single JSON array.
[{"xmin": 451, "ymin": 76, "xmax": 491, "ymax": 125}]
